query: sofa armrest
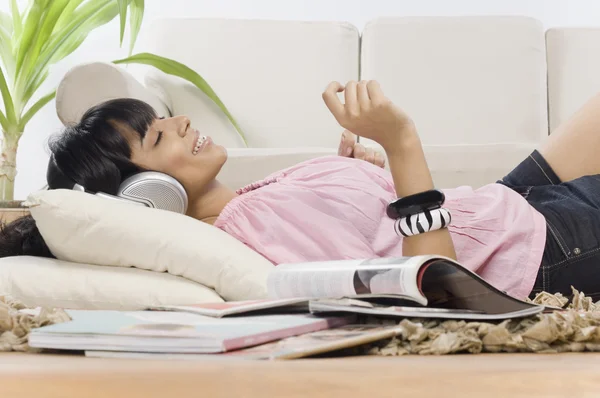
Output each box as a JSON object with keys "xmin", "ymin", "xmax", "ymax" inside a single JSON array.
[
  {"xmin": 219, "ymin": 148, "xmax": 337, "ymax": 190},
  {"xmin": 56, "ymin": 62, "xmax": 170, "ymax": 125}
]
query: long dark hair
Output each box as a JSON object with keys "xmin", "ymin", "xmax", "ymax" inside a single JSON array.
[{"xmin": 0, "ymin": 98, "xmax": 157, "ymax": 259}]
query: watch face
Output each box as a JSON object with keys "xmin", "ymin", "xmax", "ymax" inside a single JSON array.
[{"xmin": 386, "ymin": 189, "xmax": 445, "ymax": 219}]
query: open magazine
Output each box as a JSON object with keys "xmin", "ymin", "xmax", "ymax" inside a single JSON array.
[{"xmin": 156, "ymin": 255, "xmax": 553, "ymax": 320}]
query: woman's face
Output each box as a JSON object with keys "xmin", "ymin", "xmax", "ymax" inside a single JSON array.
[{"xmin": 126, "ymin": 115, "xmax": 227, "ymax": 196}]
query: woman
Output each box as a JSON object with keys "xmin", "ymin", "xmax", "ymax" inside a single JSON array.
[{"xmin": 3, "ymin": 80, "xmax": 600, "ymax": 301}]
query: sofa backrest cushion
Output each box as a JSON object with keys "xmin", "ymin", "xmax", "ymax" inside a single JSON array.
[
  {"xmin": 139, "ymin": 18, "xmax": 360, "ymax": 148},
  {"xmin": 359, "ymin": 16, "xmax": 548, "ymax": 187}
]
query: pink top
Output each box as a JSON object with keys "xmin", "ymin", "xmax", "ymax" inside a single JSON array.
[{"xmin": 214, "ymin": 156, "xmax": 547, "ymax": 299}]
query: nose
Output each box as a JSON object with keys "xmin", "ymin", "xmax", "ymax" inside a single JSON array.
[{"xmin": 174, "ymin": 116, "xmax": 191, "ymax": 137}]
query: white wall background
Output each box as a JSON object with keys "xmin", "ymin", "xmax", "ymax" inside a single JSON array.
[{"xmin": 2, "ymin": 0, "xmax": 600, "ymax": 198}]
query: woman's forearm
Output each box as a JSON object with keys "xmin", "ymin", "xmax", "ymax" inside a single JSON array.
[
  {"xmin": 384, "ymin": 128, "xmax": 457, "ymax": 260},
  {"xmin": 320, "ymin": 79, "xmax": 457, "ymax": 260}
]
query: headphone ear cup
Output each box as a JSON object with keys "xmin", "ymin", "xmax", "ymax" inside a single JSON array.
[{"xmin": 117, "ymin": 172, "xmax": 188, "ymax": 214}]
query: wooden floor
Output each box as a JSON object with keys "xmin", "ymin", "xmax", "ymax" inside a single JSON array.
[{"xmin": 1, "ymin": 352, "xmax": 599, "ymax": 397}]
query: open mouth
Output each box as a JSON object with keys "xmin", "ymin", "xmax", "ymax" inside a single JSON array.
[{"xmin": 192, "ymin": 132, "xmax": 208, "ymax": 155}]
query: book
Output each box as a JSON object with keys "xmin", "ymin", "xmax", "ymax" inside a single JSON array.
[
  {"xmin": 159, "ymin": 255, "xmax": 551, "ymax": 320},
  {"xmin": 84, "ymin": 324, "xmax": 404, "ymax": 360},
  {"xmin": 28, "ymin": 310, "xmax": 353, "ymax": 354}
]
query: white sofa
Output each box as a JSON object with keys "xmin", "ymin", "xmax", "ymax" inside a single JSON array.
[
  {"xmin": 57, "ymin": 15, "xmax": 582, "ymax": 190},
  {"xmin": 4, "ymin": 16, "xmax": 600, "ymax": 310}
]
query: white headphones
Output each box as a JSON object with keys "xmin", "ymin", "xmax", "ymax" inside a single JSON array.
[
  {"xmin": 48, "ymin": 155, "xmax": 188, "ymax": 214},
  {"xmin": 74, "ymin": 172, "xmax": 188, "ymax": 214}
]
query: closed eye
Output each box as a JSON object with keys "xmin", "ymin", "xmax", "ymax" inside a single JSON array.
[{"xmin": 154, "ymin": 131, "xmax": 163, "ymax": 146}]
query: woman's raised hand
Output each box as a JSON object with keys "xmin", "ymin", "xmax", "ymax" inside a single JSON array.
[{"xmin": 322, "ymin": 80, "xmax": 415, "ymax": 154}]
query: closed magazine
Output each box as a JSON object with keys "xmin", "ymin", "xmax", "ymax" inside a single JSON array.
[
  {"xmin": 85, "ymin": 324, "xmax": 404, "ymax": 360},
  {"xmin": 28, "ymin": 310, "xmax": 352, "ymax": 354}
]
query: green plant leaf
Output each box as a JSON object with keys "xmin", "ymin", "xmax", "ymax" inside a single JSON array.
[
  {"xmin": 0, "ymin": 11, "xmax": 13, "ymax": 34},
  {"xmin": 14, "ymin": 0, "xmax": 45, "ymax": 77},
  {"xmin": 48, "ymin": 31, "xmax": 87, "ymax": 64},
  {"xmin": 128, "ymin": 0, "xmax": 144, "ymax": 55},
  {"xmin": 54, "ymin": 0, "xmax": 85, "ymax": 32},
  {"xmin": 0, "ymin": 66, "xmax": 16, "ymax": 126},
  {"xmin": 21, "ymin": 69, "xmax": 48, "ymax": 109},
  {"xmin": 48, "ymin": 0, "xmax": 117, "ymax": 67},
  {"xmin": 0, "ymin": 32, "xmax": 15, "ymax": 83},
  {"xmin": 18, "ymin": 0, "xmax": 116, "ymax": 108},
  {"xmin": 117, "ymin": 0, "xmax": 129, "ymax": 47},
  {"xmin": 0, "ymin": 109, "xmax": 8, "ymax": 132},
  {"xmin": 9, "ymin": 0, "xmax": 22, "ymax": 39},
  {"xmin": 17, "ymin": 90, "xmax": 56, "ymax": 131},
  {"xmin": 28, "ymin": 0, "xmax": 71, "ymax": 61},
  {"xmin": 114, "ymin": 52, "xmax": 248, "ymax": 146},
  {"xmin": 0, "ymin": 13, "xmax": 15, "ymax": 80},
  {"xmin": 19, "ymin": 0, "xmax": 70, "ymax": 98}
]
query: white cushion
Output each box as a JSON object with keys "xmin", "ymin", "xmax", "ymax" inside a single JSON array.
[
  {"xmin": 546, "ymin": 28, "xmax": 600, "ymax": 132},
  {"xmin": 360, "ymin": 16, "xmax": 548, "ymax": 187},
  {"xmin": 55, "ymin": 62, "xmax": 170, "ymax": 125},
  {"xmin": 25, "ymin": 189, "xmax": 274, "ymax": 301},
  {"xmin": 0, "ymin": 256, "xmax": 223, "ymax": 310},
  {"xmin": 138, "ymin": 18, "xmax": 359, "ymax": 148}
]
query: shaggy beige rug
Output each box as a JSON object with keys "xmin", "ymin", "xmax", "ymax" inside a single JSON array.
[
  {"xmin": 2, "ymin": 288, "xmax": 600, "ymax": 355},
  {"xmin": 0, "ymin": 296, "xmax": 70, "ymax": 352},
  {"xmin": 366, "ymin": 289, "xmax": 600, "ymax": 355}
]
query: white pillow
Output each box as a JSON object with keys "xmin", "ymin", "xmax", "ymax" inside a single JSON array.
[
  {"xmin": 26, "ymin": 189, "xmax": 274, "ymax": 301},
  {"xmin": 0, "ymin": 256, "xmax": 223, "ymax": 310}
]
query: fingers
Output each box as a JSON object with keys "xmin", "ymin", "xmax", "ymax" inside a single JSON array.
[
  {"xmin": 353, "ymin": 143, "xmax": 366, "ymax": 160},
  {"xmin": 344, "ymin": 81, "xmax": 359, "ymax": 116},
  {"xmin": 338, "ymin": 129, "xmax": 356, "ymax": 156},
  {"xmin": 365, "ymin": 148, "xmax": 375, "ymax": 165},
  {"xmin": 352, "ymin": 144, "xmax": 386, "ymax": 169},
  {"xmin": 374, "ymin": 151, "xmax": 386, "ymax": 168},
  {"xmin": 322, "ymin": 81, "xmax": 345, "ymax": 122},
  {"xmin": 366, "ymin": 80, "xmax": 386, "ymax": 104},
  {"xmin": 324, "ymin": 79, "xmax": 387, "ymax": 129},
  {"xmin": 357, "ymin": 80, "xmax": 370, "ymax": 109}
]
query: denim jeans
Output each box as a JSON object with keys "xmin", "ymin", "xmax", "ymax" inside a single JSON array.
[{"xmin": 498, "ymin": 150, "xmax": 600, "ymax": 301}]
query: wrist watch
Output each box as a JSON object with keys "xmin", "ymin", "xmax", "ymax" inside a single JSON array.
[{"xmin": 386, "ymin": 189, "xmax": 445, "ymax": 219}]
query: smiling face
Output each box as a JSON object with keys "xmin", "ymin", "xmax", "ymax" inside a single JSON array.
[{"xmin": 124, "ymin": 115, "xmax": 228, "ymax": 196}]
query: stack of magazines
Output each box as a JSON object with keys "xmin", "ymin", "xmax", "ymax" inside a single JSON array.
[{"xmin": 29, "ymin": 255, "xmax": 556, "ymax": 360}]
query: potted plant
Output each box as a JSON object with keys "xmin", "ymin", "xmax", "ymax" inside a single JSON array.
[{"xmin": 0, "ymin": 0, "xmax": 245, "ymax": 213}]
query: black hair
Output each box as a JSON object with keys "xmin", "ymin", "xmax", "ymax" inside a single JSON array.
[{"xmin": 0, "ymin": 98, "xmax": 157, "ymax": 259}]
